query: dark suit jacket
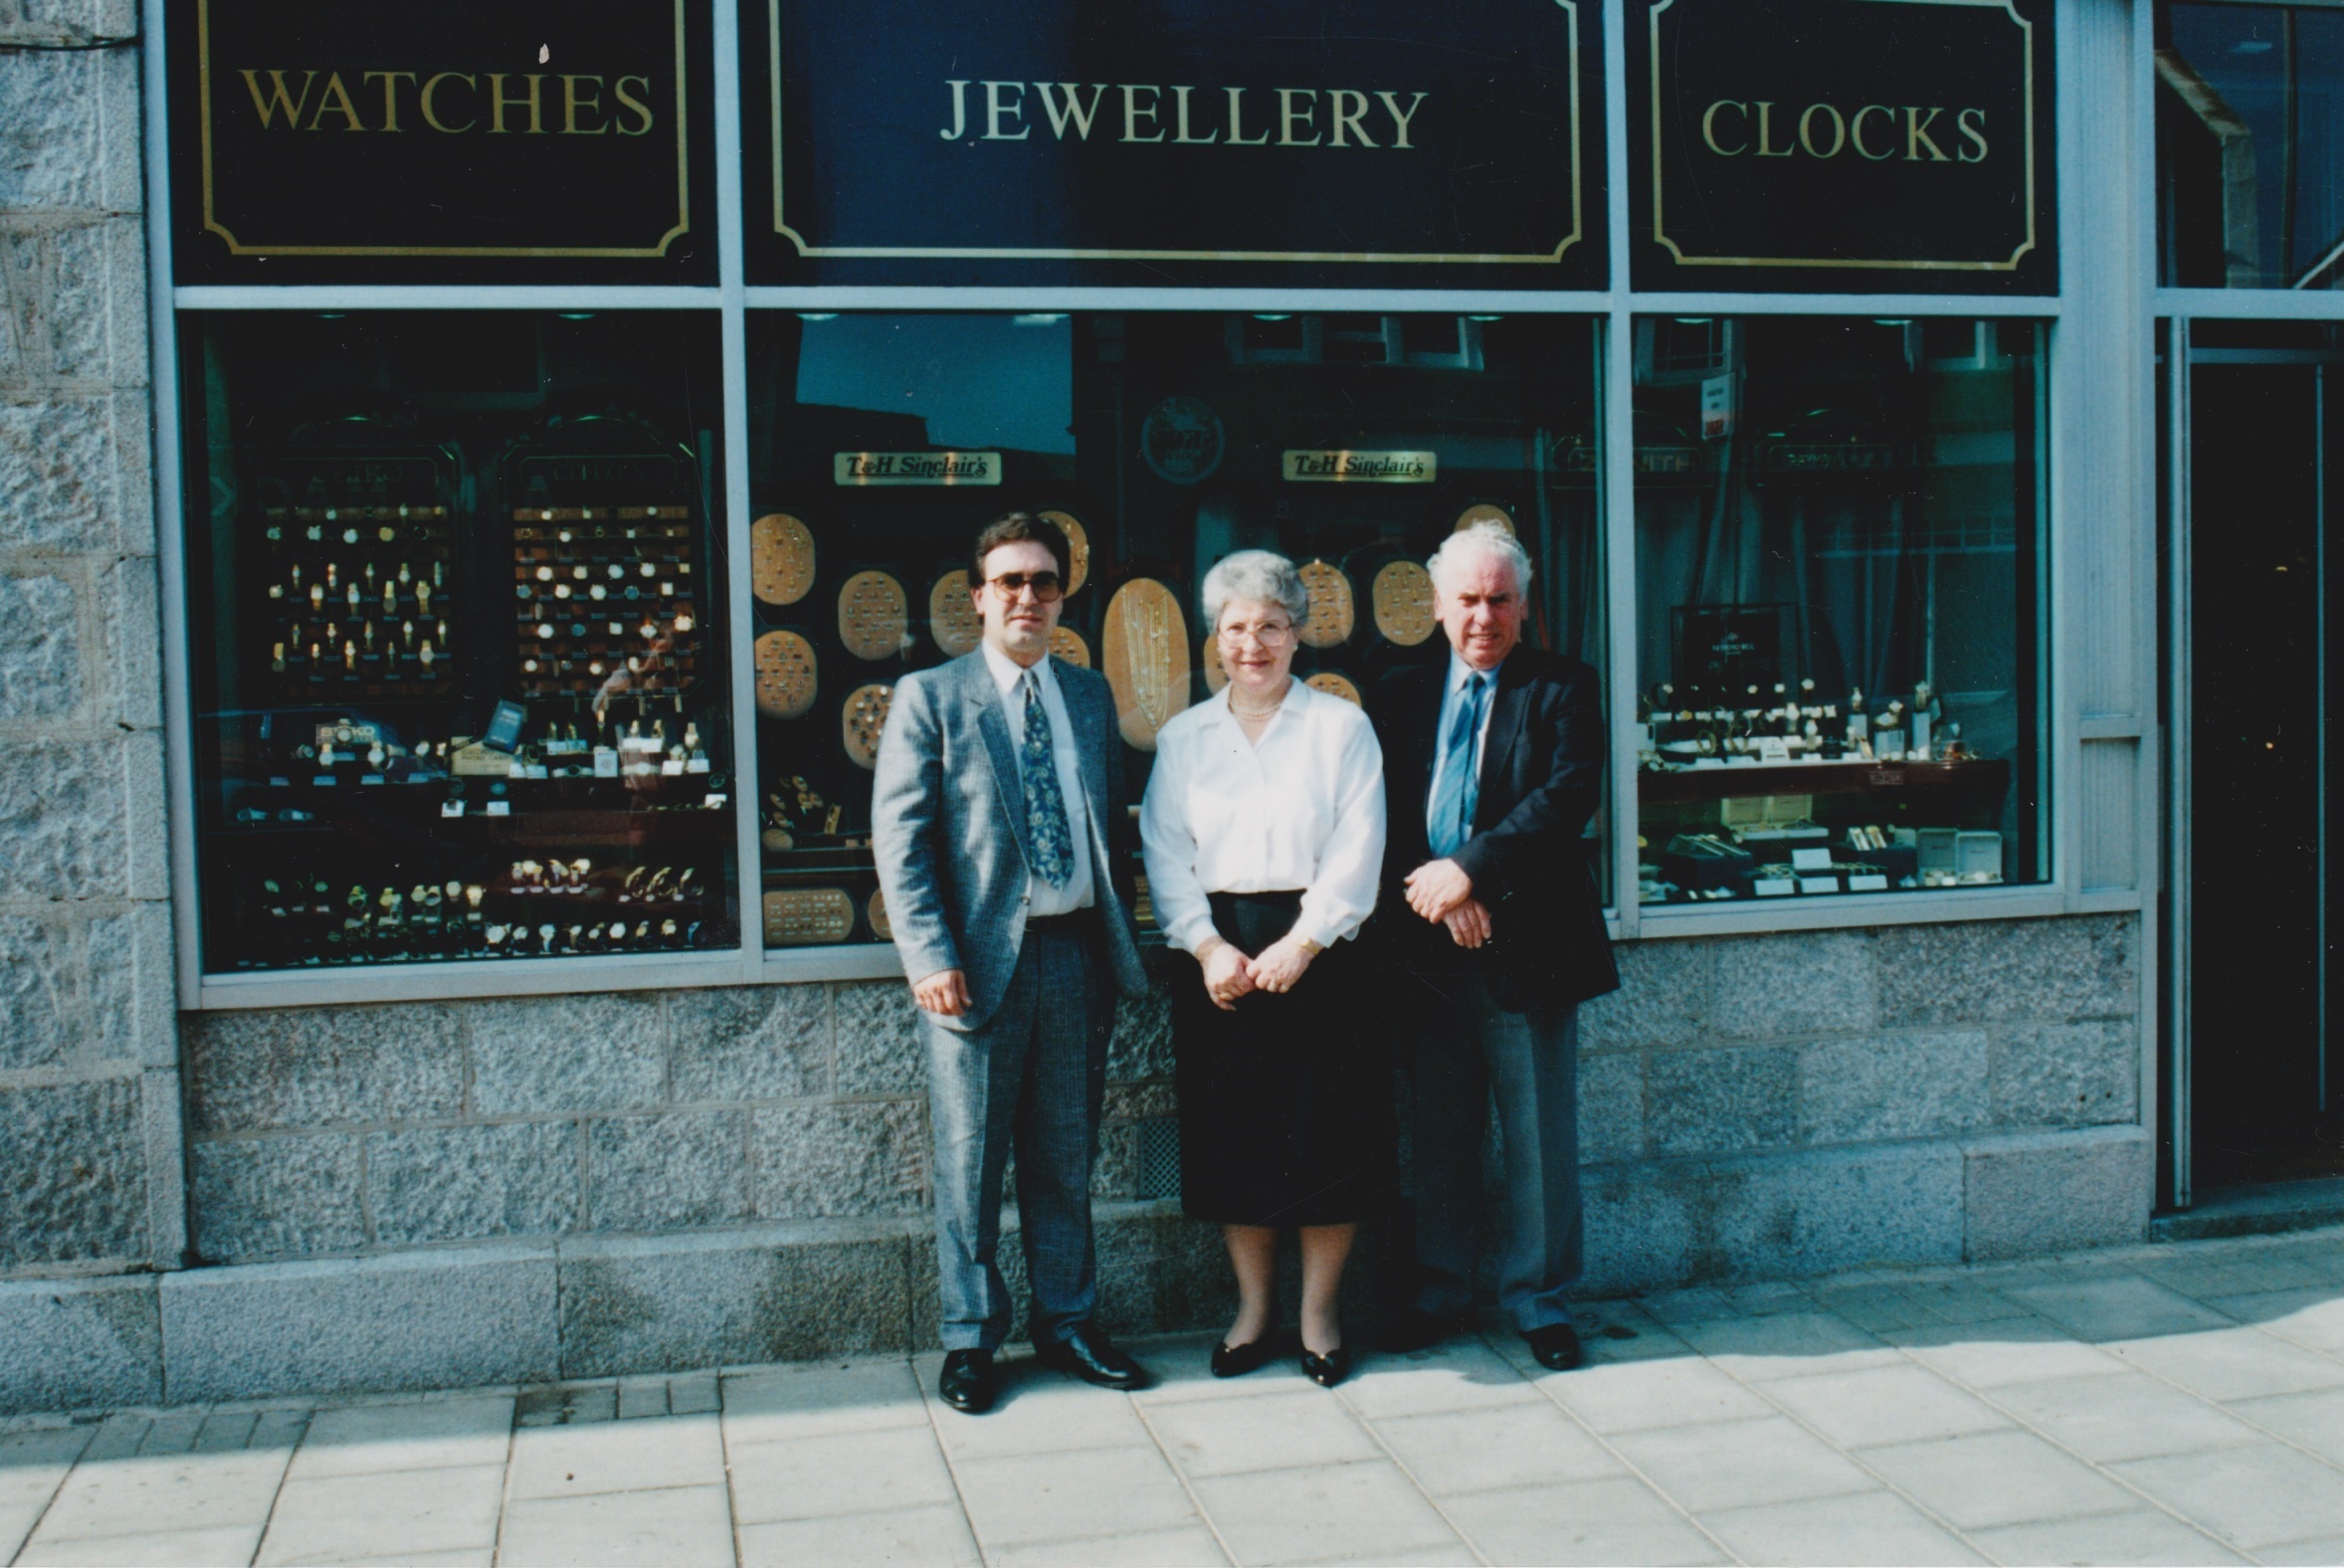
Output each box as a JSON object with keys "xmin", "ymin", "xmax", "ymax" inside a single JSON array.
[{"xmin": 1369, "ymin": 646, "xmax": 1619, "ymax": 1012}]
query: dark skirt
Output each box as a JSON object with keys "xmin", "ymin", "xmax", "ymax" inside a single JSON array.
[{"xmin": 1174, "ymin": 890, "xmax": 1398, "ymax": 1228}]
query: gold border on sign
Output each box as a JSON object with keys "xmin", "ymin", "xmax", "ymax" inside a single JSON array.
[
  {"xmin": 769, "ymin": 0, "xmax": 1582, "ymax": 264},
  {"xmin": 1647, "ymin": 0, "xmax": 2037, "ymax": 272},
  {"xmin": 197, "ymin": 0, "xmax": 692, "ymax": 258}
]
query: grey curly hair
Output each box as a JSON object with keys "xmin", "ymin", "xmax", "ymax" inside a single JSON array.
[
  {"xmin": 1428, "ymin": 521, "xmax": 1534, "ymax": 595},
  {"xmin": 1200, "ymin": 549, "xmax": 1310, "ymax": 632}
]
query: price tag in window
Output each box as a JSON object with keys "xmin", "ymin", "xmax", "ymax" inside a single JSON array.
[
  {"xmin": 1753, "ymin": 877, "xmax": 1796, "ymax": 897},
  {"xmin": 486, "ymin": 801, "xmax": 511, "ymax": 817},
  {"xmin": 441, "ymin": 801, "xmax": 465, "ymax": 819},
  {"xmin": 1790, "ymin": 847, "xmax": 1834, "ymax": 873},
  {"xmin": 311, "ymin": 775, "xmax": 336, "ymax": 787},
  {"xmin": 1798, "ymin": 875, "xmax": 1841, "ymax": 895},
  {"xmin": 660, "ymin": 759, "xmax": 685, "ymax": 777},
  {"xmin": 1849, "ymin": 874, "xmax": 1889, "ymax": 892}
]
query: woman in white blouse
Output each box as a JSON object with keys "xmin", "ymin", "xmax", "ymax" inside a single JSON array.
[{"xmin": 1141, "ymin": 550, "xmax": 1388, "ymax": 1388}]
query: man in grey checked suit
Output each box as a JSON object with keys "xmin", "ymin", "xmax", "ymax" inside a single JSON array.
[{"xmin": 873, "ymin": 511, "xmax": 1153, "ymax": 1414}]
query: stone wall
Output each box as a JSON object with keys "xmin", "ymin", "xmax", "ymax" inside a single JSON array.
[{"xmin": 0, "ymin": 2, "xmax": 182, "ymax": 1277}]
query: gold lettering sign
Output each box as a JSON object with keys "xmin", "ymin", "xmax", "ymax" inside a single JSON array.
[
  {"xmin": 1281, "ymin": 450, "xmax": 1438, "ymax": 484},
  {"xmin": 833, "ymin": 452, "xmax": 1002, "ymax": 487}
]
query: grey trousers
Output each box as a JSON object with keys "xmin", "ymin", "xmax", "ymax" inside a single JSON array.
[
  {"xmin": 1411, "ymin": 976, "xmax": 1582, "ymax": 1332},
  {"xmin": 921, "ymin": 925, "xmax": 1113, "ymax": 1352}
]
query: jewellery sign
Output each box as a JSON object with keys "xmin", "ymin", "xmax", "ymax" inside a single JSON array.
[
  {"xmin": 1627, "ymin": 0, "xmax": 2053, "ymax": 293},
  {"xmin": 746, "ymin": 0, "xmax": 1603, "ymax": 288},
  {"xmin": 169, "ymin": 0, "xmax": 712, "ymax": 282}
]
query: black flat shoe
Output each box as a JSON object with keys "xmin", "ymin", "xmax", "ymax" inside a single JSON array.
[
  {"xmin": 1523, "ymin": 1323, "xmax": 1583, "ymax": 1371},
  {"xmin": 1211, "ymin": 1338, "xmax": 1275, "ymax": 1378},
  {"xmin": 1035, "ymin": 1322, "xmax": 1149, "ymax": 1390},
  {"xmin": 1301, "ymin": 1346, "xmax": 1351, "ymax": 1388},
  {"xmin": 938, "ymin": 1348, "xmax": 998, "ymax": 1414}
]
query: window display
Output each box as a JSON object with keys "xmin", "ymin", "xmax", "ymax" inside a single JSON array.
[
  {"xmin": 183, "ymin": 313, "xmax": 738, "ymax": 971},
  {"xmin": 1633, "ymin": 317, "xmax": 2046, "ymax": 903},
  {"xmin": 747, "ymin": 311, "xmax": 1606, "ymax": 945}
]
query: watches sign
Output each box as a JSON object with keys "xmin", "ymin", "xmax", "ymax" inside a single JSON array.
[
  {"xmin": 175, "ymin": 0, "xmax": 695, "ymax": 266},
  {"xmin": 1629, "ymin": 0, "xmax": 2052, "ymax": 290}
]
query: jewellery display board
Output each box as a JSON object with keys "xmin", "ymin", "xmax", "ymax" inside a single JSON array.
[{"xmin": 183, "ymin": 313, "xmax": 739, "ymax": 974}]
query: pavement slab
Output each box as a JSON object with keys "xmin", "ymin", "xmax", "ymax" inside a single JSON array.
[
  {"xmin": 1985, "ymin": 1370, "xmax": 2268, "ymax": 1462},
  {"xmin": 495, "ymin": 1482, "xmax": 735, "ymax": 1568},
  {"xmin": 1441, "ymin": 1474, "xmax": 1729, "ymax": 1566},
  {"xmin": 1697, "ymin": 1488, "xmax": 1988, "ymax": 1566}
]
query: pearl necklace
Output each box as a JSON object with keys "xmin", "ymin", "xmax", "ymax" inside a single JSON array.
[{"xmin": 1229, "ymin": 682, "xmax": 1292, "ymax": 720}]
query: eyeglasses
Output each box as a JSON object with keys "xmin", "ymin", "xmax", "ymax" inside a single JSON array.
[
  {"xmin": 984, "ymin": 570, "xmax": 1064, "ymax": 602},
  {"xmin": 1218, "ymin": 620, "xmax": 1296, "ymax": 648}
]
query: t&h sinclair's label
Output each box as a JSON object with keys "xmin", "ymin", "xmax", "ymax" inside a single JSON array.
[
  {"xmin": 1281, "ymin": 450, "xmax": 1438, "ymax": 484},
  {"xmin": 833, "ymin": 452, "xmax": 1003, "ymax": 487}
]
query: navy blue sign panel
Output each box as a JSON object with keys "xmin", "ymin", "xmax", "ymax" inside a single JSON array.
[
  {"xmin": 1628, "ymin": 0, "xmax": 2054, "ymax": 293},
  {"xmin": 744, "ymin": 0, "xmax": 1604, "ymax": 289},
  {"xmin": 168, "ymin": 0, "xmax": 717, "ymax": 284}
]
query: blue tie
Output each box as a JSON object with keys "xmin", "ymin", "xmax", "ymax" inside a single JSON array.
[
  {"xmin": 1429, "ymin": 673, "xmax": 1486, "ymax": 859},
  {"xmin": 1021, "ymin": 672, "xmax": 1074, "ymax": 886}
]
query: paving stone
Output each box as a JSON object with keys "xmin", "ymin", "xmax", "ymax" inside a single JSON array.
[
  {"xmin": 1698, "ymin": 1489, "xmax": 1987, "ymax": 1567},
  {"xmin": 183, "ymin": 1005, "xmax": 463, "ymax": 1134},
  {"xmin": 1967, "ymin": 1510, "xmax": 2249, "ymax": 1567},
  {"xmin": 1988, "ymin": 1370, "xmax": 2264, "ymax": 1462},
  {"xmin": 286, "ymin": 1396, "xmax": 515, "ymax": 1480},
  {"xmin": 27, "ymin": 1445, "xmax": 293, "ymax": 1543},
  {"xmin": 1544, "ymin": 1351, "xmax": 1777, "ymax": 1433},
  {"xmin": 497, "ymin": 1482, "xmax": 733, "ymax": 1568},
  {"xmin": 1707, "ymin": 930, "xmax": 1877, "ymax": 1038},
  {"xmin": 558, "ymin": 1225, "xmax": 914, "ymax": 1376},
  {"xmin": 257, "ymin": 1463, "xmax": 505, "ymax": 1565},
  {"xmin": 1146, "ymin": 1387, "xmax": 1380, "ymax": 1477},
  {"xmin": 0, "ymin": 1425, "xmax": 95, "ymax": 1561},
  {"xmin": 1185, "ymin": 1459, "xmax": 1454, "ymax": 1565},
  {"xmin": 21, "ymin": 1524, "xmax": 272, "ymax": 1566},
  {"xmin": 507, "ymin": 1412, "xmax": 722, "ymax": 1498},
  {"xmin": 2106, "ymin": 1324, "xmax": 2344, "ymax": 1403},
  {"xmin": 2230, "ymin": 1384, "xmax": 2344, "ymax": 1467},
  {"xmin": 467, "ymin": 995, "xmax": 666, "ymax": 1115},
  {"xmin": 832, "ymin": 981, "xmax": 926, "ymax": 1096},
  {"xmin": 192, "ymin": 1130, "xmax": 366, "ymax": 1263},
  {"xmin": 925, "ymin": 1373, "xmax": 1153, "ymax": 1463},
  {"xmin": 718, "ymin": 1359, "xmax": 929, "ymax": 1445},
  {"xmin": 1883, "ymin": 1317, "xmax": 2129, "ymax": 1388},
  {"xmin": 1992, "ymin": 1021, "xmax": 2139, "ymax": 1126},
  {"xmin": 1645, "ymin": 1046, "xmax": 1797, "ymax": 1156},
  {"xmin": 1758, "ymin": 1362, "xmax": 2010, "ymax": 1449},
  {"xmin": 2261, "ymin": 1534, "xmax": 2344, "ymax": 1566},
  {"xmin": 750, "ymin": 1101, "xmax": 926, "ymax": 1219},
  {"xmin": 728, "ymin": 1425, "xmax": 957, "ymax": 1524},
  {"xmin": 2002, "ymin": 1272, "xmax": 2234, "ymax": 1341},
  {"xmin": 1672, "ymin": 1312, "xmax": 1900, "ymax": 1381},
  {"xmin": 1873, "ymin": 914, "xmax": 2139, "ymax": 1027},
  {"xmin": 368, "ymin": 1122, "xmax": 581, "ymax": 1246},
  {"xmin": 985, "ymin": 1525, "xmax": 1229, "ymax": 1566},
  {"xmin": 614, "ymin": 1375, "xmax": 666, "ymax": 1420},
  {"xmin": 1799, "ymin": 1030, "xmax": 1989, "ymax": 1145},
  {"xmin": 0, "ymin": 1274, "xmax": 159, "ymax": 1414},
  {"xmin": 585, "ymin": 1110, "xmax": 750, "ymax": 1232},
  {"xmin": 736, "ymin": 1505, "xmax": 982, "ymax": 1568},
  {"xmin": 2109, "ymin": 1444, "xmax": 2344, "ymax": 1552},
  {"xmin": 1373, "ymin": 1400, "xmax": 1626, "ymax": 1495},
  {"xmin": 1611, "ymin": 1415, "xmax": 1880, "ymax": 1513},
  {"xmin": 0, "ymin": 1073, "xmax": 147, "ymax": 1269},
  {"xmin": 1858, "ymin": 1430, "xmax": 2140, "ymax": 1531},
  {"xmin": 1441, "ymin": 1475, "xmax": 1730, "ymax": 1567},
  {"xmin": 669, "ymin": 985, "xmax": 828, "ymax": 1102}
]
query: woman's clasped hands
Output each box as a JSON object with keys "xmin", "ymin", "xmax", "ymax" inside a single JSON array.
[{"xmin": 1198, "ymin": 932, "xmax": 1317, "ymax": 1010}]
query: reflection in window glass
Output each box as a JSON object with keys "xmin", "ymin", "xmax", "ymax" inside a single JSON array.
[
  {"xmin": 183, "ymin": 313, "xmax": 739, "ymax": 971},
  {"xmin": 1633, "ymin": 318, "xmax": 2047, "ymax": 904},
  {"xmin": 746, "ymin": 312, "xmax": 1606, "ymax": 947},
  {"xmin": 2160, "ymin": 3, "xmax": 2344, "ymax": 288}
]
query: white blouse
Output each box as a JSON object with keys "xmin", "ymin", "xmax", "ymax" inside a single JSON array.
[{"xmin": 1140, "ymin": 681, "xmax": 1387, "ymax": 955}]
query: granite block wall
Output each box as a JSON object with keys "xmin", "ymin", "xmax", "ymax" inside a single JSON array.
[{"xmin": 0, "ymin": 1, "xmax": 182, "ymax": 1277}]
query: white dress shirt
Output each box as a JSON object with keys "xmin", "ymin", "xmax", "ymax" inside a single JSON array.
[
  {"xmin": 982, "ymin": 640, "xmax": 1094, "ymax": 915},
  {"xmin": 1425, "ymin": 650, "xmax": 1502, "ymax": 840},
  {"xmin": 1140, "ymin": 680, "xmax": 1386, "ymax": 955}
]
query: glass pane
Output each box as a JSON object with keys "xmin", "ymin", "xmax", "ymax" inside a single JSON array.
[
  {"xmin": 183, "ymin": 312, "xmax": 739, "ymax": 971},
  {"xmin": 1632, "ymin": 316, "xmax": 2047, "ymax": 905},
  {"xmin": 746, "ymin": 311, "xmax": 1606, "ymax": 947},
  {"xmin": 2159, "ymin": 2, "xmax": 2344, "ymax": 288}
]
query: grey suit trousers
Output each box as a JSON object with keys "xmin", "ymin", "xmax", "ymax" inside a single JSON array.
[
  {"xmin": 922, "ymin": 924, "xmax": 1114, "ymax": 1352},
  {"xmin": 1411, "ymin": 977, "xmax": 1581, "ymax": 1333}
]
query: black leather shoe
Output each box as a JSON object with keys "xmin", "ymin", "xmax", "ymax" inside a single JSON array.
[
  {"xmin": 1380, "ymin": 1307, "xmax": 1467, "ymax": 1354},
  {"xmin": 937, "ymin": 1348, "xmax": 998, "ymax": 1413},
  {"xmin": 1524, "ymin": 1323, "xmax": 1584, "ymax": 1371},
  {"xmin": 1211, "ymin": 1338, "xmax": 1275, "ymax": 1378},
  {"xmin": 1035, "ymin": 1323, "xmax": 1148, "ymax": 1390},
  {"xmin": 1301, "ymin": 1346, "xmax": 1352, "ymax": 1388}
]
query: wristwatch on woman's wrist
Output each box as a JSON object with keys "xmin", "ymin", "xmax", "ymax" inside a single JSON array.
[{"xmin": 1297, "ymin": 936, "xmax": 1324, "ymax": 956}]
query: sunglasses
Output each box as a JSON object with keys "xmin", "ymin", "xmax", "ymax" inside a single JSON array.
[{"xmin": 983, "ymin": 571, "xmax": 1065, "ymax": 603}]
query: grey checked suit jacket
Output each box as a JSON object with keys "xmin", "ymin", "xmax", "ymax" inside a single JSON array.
[{"xmin": 871, "ymin": 651, "xmax": 1150, "ymax": 1033}]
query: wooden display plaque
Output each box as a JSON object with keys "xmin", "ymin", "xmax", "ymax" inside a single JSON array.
[
  {"xmin": 763, "ymin": 887, "xmax": 856, "ymax": 946},
  {"xmin": 1372, "ymin": 560, "xmax": 1438, "ymax": 646},
  {"xmin": 1455, "ymin": 502, "xmax": 1516, "ymax": 534},
  {"xmin": 752, "ymin": 629, "xmax": 818, "ymax": 719},
  {"xmin": 1201, "ymin": 633, "xmax": 1228, "ymax": 693},
  {"xmin": 1305, "ymin": 671, "xmax": 1363, "ymax": 706},
  {"xmin": 1102, "ymin": 577, "xmax": 1190, "ymax": 751},
  {"xmin": 929, "ymin": 569, "xmax": 982, "ymax": 657},
  {"xmin": 751, "ymin": 512, "xmax": 816, "ymax": 605},
  {"xmin": 866, "ymin": 888, "xmax": 893, "ymax": 942},
  {"xmin": 1039, "ymin": 509, "xmax": 1091, "ymax": 596},
  {"xmin": 838, "ymin": 570, "xmax": 909, "ymax": 661},
  {"xmin": 843, "ymin": 682, "xmax": 894, "ymax": 768},
  {"xmin": 1297, "ymin": 559, "xmax": 1355, "ymax": 649},
  {"xmin": 1049, "ymin": 626, "xmax": 1090, "ymax": 668}
]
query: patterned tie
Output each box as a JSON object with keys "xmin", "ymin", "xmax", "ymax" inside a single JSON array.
[
  {"xmin": 1020, "ymin": 671, "xmax": 1074, "ymax": 886},
  {"xmin": 1428, "ymin": 673, "xmax": 1487, "ymax": 859}
]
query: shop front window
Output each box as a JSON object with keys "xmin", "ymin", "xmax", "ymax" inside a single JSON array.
[
  {"xmin": 2159, "ymin": 2, "xmax": 2344, "ymax": 289},
  {"xmin": 183, "ymin": 312, "xmax": 738, "ymax": 972},
  {"xmin": 1633, "ymin": 317, "xmax": 2048, "ymax": 905},
  {"xmin": 746, "ymin": 311, "xmax": 1606, "ymax": 947}
]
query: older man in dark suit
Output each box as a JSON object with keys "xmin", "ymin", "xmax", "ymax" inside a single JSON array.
[
  {"xmin": 1369, "ymin": 521, "xmax": 1619, "ymax": 1371},
  {"xmin": 873, "ymin": 511, "xmax": 1153, "ymax": 1414}
]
